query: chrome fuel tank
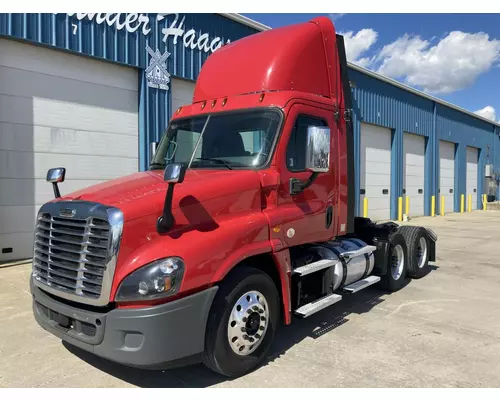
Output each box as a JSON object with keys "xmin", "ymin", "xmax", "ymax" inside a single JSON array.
[{"xmin": 308, "ymin": 238, "xmax": 375, "ymax": 291}]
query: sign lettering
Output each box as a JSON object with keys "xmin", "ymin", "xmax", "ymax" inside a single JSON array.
[{"xmin": 57, "ymin": 13, "xmax": 229, "ymax": 53}]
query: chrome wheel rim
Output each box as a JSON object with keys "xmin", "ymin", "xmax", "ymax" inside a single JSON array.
[
  {"xmin": 227, "ymin": 291, "xmax": 269, "ymax": 356},
  {"xmin": 391, "ymin": 244, "xmax": 405, "ymax": 280},
  {"xmin": 417, "ymin": 236, "xmax": 428, "ymax": 269}
]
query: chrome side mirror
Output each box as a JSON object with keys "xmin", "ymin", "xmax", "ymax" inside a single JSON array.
[
  {"xmin": 164, "ymin": 163, "xmax": 187, "ymax": 184},
  {"xmin": 305, "ymin": 126, "xmax": 330, "ymax": 173},
  {"xmin": 150, "ymin": 141, "xmax": 159, "ymax": 158},
  {"xmin": 46, "ymin": 167, "xmax": 66, "ymax": 198},
  {"xmin": 158, "ymin": 163, "xmax": 188, "ymax": 234}
]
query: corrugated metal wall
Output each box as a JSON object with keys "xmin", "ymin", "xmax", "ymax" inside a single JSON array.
[
  {"xmin": 350, "ymin": 67, "xmax": 500, "ymax": 219},
  {"xmin": 1, "ymin": 13, "xmax": 499, "ymax": 219},
  {"xmin": 0, "ymin": 13, "xmax": 259, "ymax": 171}
]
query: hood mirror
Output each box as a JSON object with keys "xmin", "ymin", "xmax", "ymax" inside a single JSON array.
[
  {"xmin": 46, "ymin": 167, "xmax": 66, "ymax": 198},
  {"xmin": 157, "ymin": 163, "xmax": 187, "ymax": 234},
  {"xmin": 164, "ymin": 163, "xmax": 187, "ymax": 184}
]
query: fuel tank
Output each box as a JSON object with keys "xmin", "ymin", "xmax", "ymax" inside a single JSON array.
[{"xmin": 308, "ymin": 238, "xmax": 375, "ymax": 291}]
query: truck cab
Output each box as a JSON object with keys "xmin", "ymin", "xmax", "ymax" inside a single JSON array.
[{"xmin": 30, "ymin": 17, "xmax": 436, "ymax": 378}]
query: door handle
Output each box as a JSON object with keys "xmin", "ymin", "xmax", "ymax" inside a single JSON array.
[{"xmin": 382, "ymin": 189, "xmax": 389, "ymax": 195}]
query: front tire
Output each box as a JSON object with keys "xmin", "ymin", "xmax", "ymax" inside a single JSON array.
[{"xmin": 202, "ymin": 266, "xmax": 280, "ymax": 377}]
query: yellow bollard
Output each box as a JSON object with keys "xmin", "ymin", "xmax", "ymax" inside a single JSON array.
[
  {"xmin": 440, "ymin": 195, "xmax": 445, "ymax": 216},
  {"xmin": 398, "ymin": 197, "xmax": 403, "ymax": 221},
  {"xmin": 431, "ymin": 195, "xmax": 435, "ymax": 217},
  {"xmin": 363, "ymin": 197, "xmax": 368, "ymax": 218},
  {"xmin": 405, "ymin": 196, "xmax": 410, "ymax": 217},
  {"xmin": 483, "ymin": 194, "xmax": 487, "ymax": 211},
  {"xmin": 468, "ymin": 194, "xmax": 472, "ymax": 213},
  {"xmin": 461, "ymin": 194, "xmax": 464, "ymax": 213}
]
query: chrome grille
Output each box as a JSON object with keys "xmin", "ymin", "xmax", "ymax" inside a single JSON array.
[{"xmin": 33, "ymin": 213, "xmax": 111, "ymax": 299}]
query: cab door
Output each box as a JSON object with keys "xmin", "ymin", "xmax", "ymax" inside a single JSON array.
[{"xmin": 276, "ymin": 103, "xmax": 337, "ymax": 247}]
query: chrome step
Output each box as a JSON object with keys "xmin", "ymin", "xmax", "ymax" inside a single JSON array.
[
  {"xmin": 293, "ymin": 259, "xmax": 339, "ymax": 277},
  {"xmin": 343, "ymin": 275, "xmax": 381, "ymax": 294},
  {"xmin": 294, "ymin": 293, "xmax": 342, "ymax": 318}
]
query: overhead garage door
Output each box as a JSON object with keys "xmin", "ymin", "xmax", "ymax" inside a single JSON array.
[
  {"xmin": 466, "ymin": 146, "xmax": 478, "ymax": 210},
  {"xmin": 403, "ymin": 133, "xmax": 425, "ymax": 217},
  {"xmin": 171, "ymin": 78, "xmax": 195, "ymax": 113},
  {"xmin": 0, "ymin": 39, "xmax": 139, "ymax": 262},
  {"xmin": 170, "ymin": 79, "xmax": 197, "ymax": 160},
  {"xmin": 439, "ymin": 140, "xmax": 455, "ymax": 214},
  {"xmin": 360, "ymin": 123, "xmax": 392, "ymax": 221}
]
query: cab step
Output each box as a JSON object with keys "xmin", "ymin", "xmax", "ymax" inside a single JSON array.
[
  {"xmin": 294, "ymin": 293, "xmax": 342, "ymax": 318},
  {"xmin": 293, "ymin": 259, "xmax": 339, "ymax": 277},
  {"xmin": 343, "ymin": 275, "xmax": 381, "ymax": 294}
]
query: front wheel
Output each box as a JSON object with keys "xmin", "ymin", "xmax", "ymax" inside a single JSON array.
[{"xmin": 202, "ymin": 266, "xmax": 280, "ymax": 377}]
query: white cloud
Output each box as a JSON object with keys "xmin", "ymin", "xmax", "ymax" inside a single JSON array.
[
  {"xmin": 474, "ymin": 106, "xmax": 497, "ymax": 121},
  {"xmin": 373, "ymin": 31, "xmax": 500, "ymax": 94},
  {"xmin": 340, "ymin": 29, "xmax": 378, "ymax": 66}
]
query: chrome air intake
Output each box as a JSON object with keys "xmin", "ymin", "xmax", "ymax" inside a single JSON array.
[{"xmin": 32, "ymin": 201, "xmax": 123, "ymax": 306}]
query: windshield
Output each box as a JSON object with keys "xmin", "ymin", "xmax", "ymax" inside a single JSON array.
[{"xmin": 150, "ymin": 109, "xmax": 281, "ymax": 170}]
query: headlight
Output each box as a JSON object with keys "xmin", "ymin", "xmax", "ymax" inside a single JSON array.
[{"xmin": 115, "ymin": 257, "xmax": 185, "ymax": 302}]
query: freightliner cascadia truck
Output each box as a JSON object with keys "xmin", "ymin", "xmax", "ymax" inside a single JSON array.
[{"xmin": 31, "ymin": 17, "xmax": 437, "ymax": 377}]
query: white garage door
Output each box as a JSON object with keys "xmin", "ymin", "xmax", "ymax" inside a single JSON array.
[
  {"xmin": 170, "ymin": 79, "xmax": 197, "ymax": 161},
  {"xmin": 0, "ymin": 39, "xmax": 139, "ymax": 262},
  {"xmin": 439, "ymin": 140, "xmax": 455, "ymax": 214},
  {"xmin": 171, "ymin": 78, "xmax": 195, "ymax": 113},
  {"xmin": 360, "ymin": 123, "xmax": 392, "ymax": 221},
  {"xmin": 403, "ymin": 133, "xmax": 425, "ymax": 217},
  {"xmin": 466, "ymin": 146, "xmax": 478, "ymax": 210}
]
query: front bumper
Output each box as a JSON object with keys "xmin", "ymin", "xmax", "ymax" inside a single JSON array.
[{"xmin": 31, "ymin": 278, "xmax": 218, "ymax": 369}]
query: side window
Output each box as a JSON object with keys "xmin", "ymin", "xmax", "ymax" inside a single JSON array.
[{"xmin": 286, "ymin": 115, "xmax": 328, "ymax": 172}]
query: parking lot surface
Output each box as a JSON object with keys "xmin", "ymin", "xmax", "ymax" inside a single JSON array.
[{"xmin": 1, "ymin": 211, "xmax": 500, "ymax": 388}]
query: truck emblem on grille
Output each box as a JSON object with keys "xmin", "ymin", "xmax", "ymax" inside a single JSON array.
[{"xmin": 59, "ymin": 209, "xmax": 76, "ymax": 218}]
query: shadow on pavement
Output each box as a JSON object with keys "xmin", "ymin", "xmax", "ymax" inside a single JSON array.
[{"xmin": 64, "ymin": 284, "xmax": 394, "ymax": 388}]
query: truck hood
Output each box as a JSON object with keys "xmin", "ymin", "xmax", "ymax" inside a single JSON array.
[{"xmin": 60, "ymin": 169, "xmax": 263, "ymax": 222}]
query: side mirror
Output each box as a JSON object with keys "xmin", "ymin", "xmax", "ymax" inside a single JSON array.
[
  {"xmin": 164, "ymin": 163, "xmax": 187, "ymax": 184},
  {"xmin": 150, "ymin": 141, "xmax": 159, "ymax": 158},
  {"xmin": 46, "ymin": 167, "xmax": 66, "ymax": 198},
  {"xmin": 158, "ymin": 163, "xmax": 187, "ymax": 234},
  {"xmin": 305, "ymin": 126, "xmax": 330, "ymax": 173}
]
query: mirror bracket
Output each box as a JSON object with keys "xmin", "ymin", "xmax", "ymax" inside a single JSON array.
[
  {"xmin": 157, "ymin": 163, "xmax": 187, "ymax": 234},
  {"xmin": 289, "ymin": 172, "xmax": 319, "ymax": 196}
]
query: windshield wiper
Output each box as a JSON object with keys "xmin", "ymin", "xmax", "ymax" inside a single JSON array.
[{"xmin": 195, "ymin": 158, "xmax": 233, "ymax": 170}]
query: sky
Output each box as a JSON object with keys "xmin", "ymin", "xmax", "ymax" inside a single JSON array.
[{"xmin": 242, "ymin": 13, "xmax": 500, "ymax": 122}]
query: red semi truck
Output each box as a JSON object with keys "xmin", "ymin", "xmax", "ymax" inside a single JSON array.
[{"xmin": 31, "ymin": 17, "xmax": 437, "ymax": 377}]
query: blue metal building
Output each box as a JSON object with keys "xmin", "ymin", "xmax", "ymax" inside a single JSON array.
[{"xmin": 0, "ymin": 13, "xmax": 499, "ymax": 261}]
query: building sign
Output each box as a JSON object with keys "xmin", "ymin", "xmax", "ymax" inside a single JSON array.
[
  {"xmin": 145, "ymin": 46, "xmax": 170, "ymax": 90},
  {"xmin": 58, "ymin": 13, "xmax": 229, "ymax": 54}
]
